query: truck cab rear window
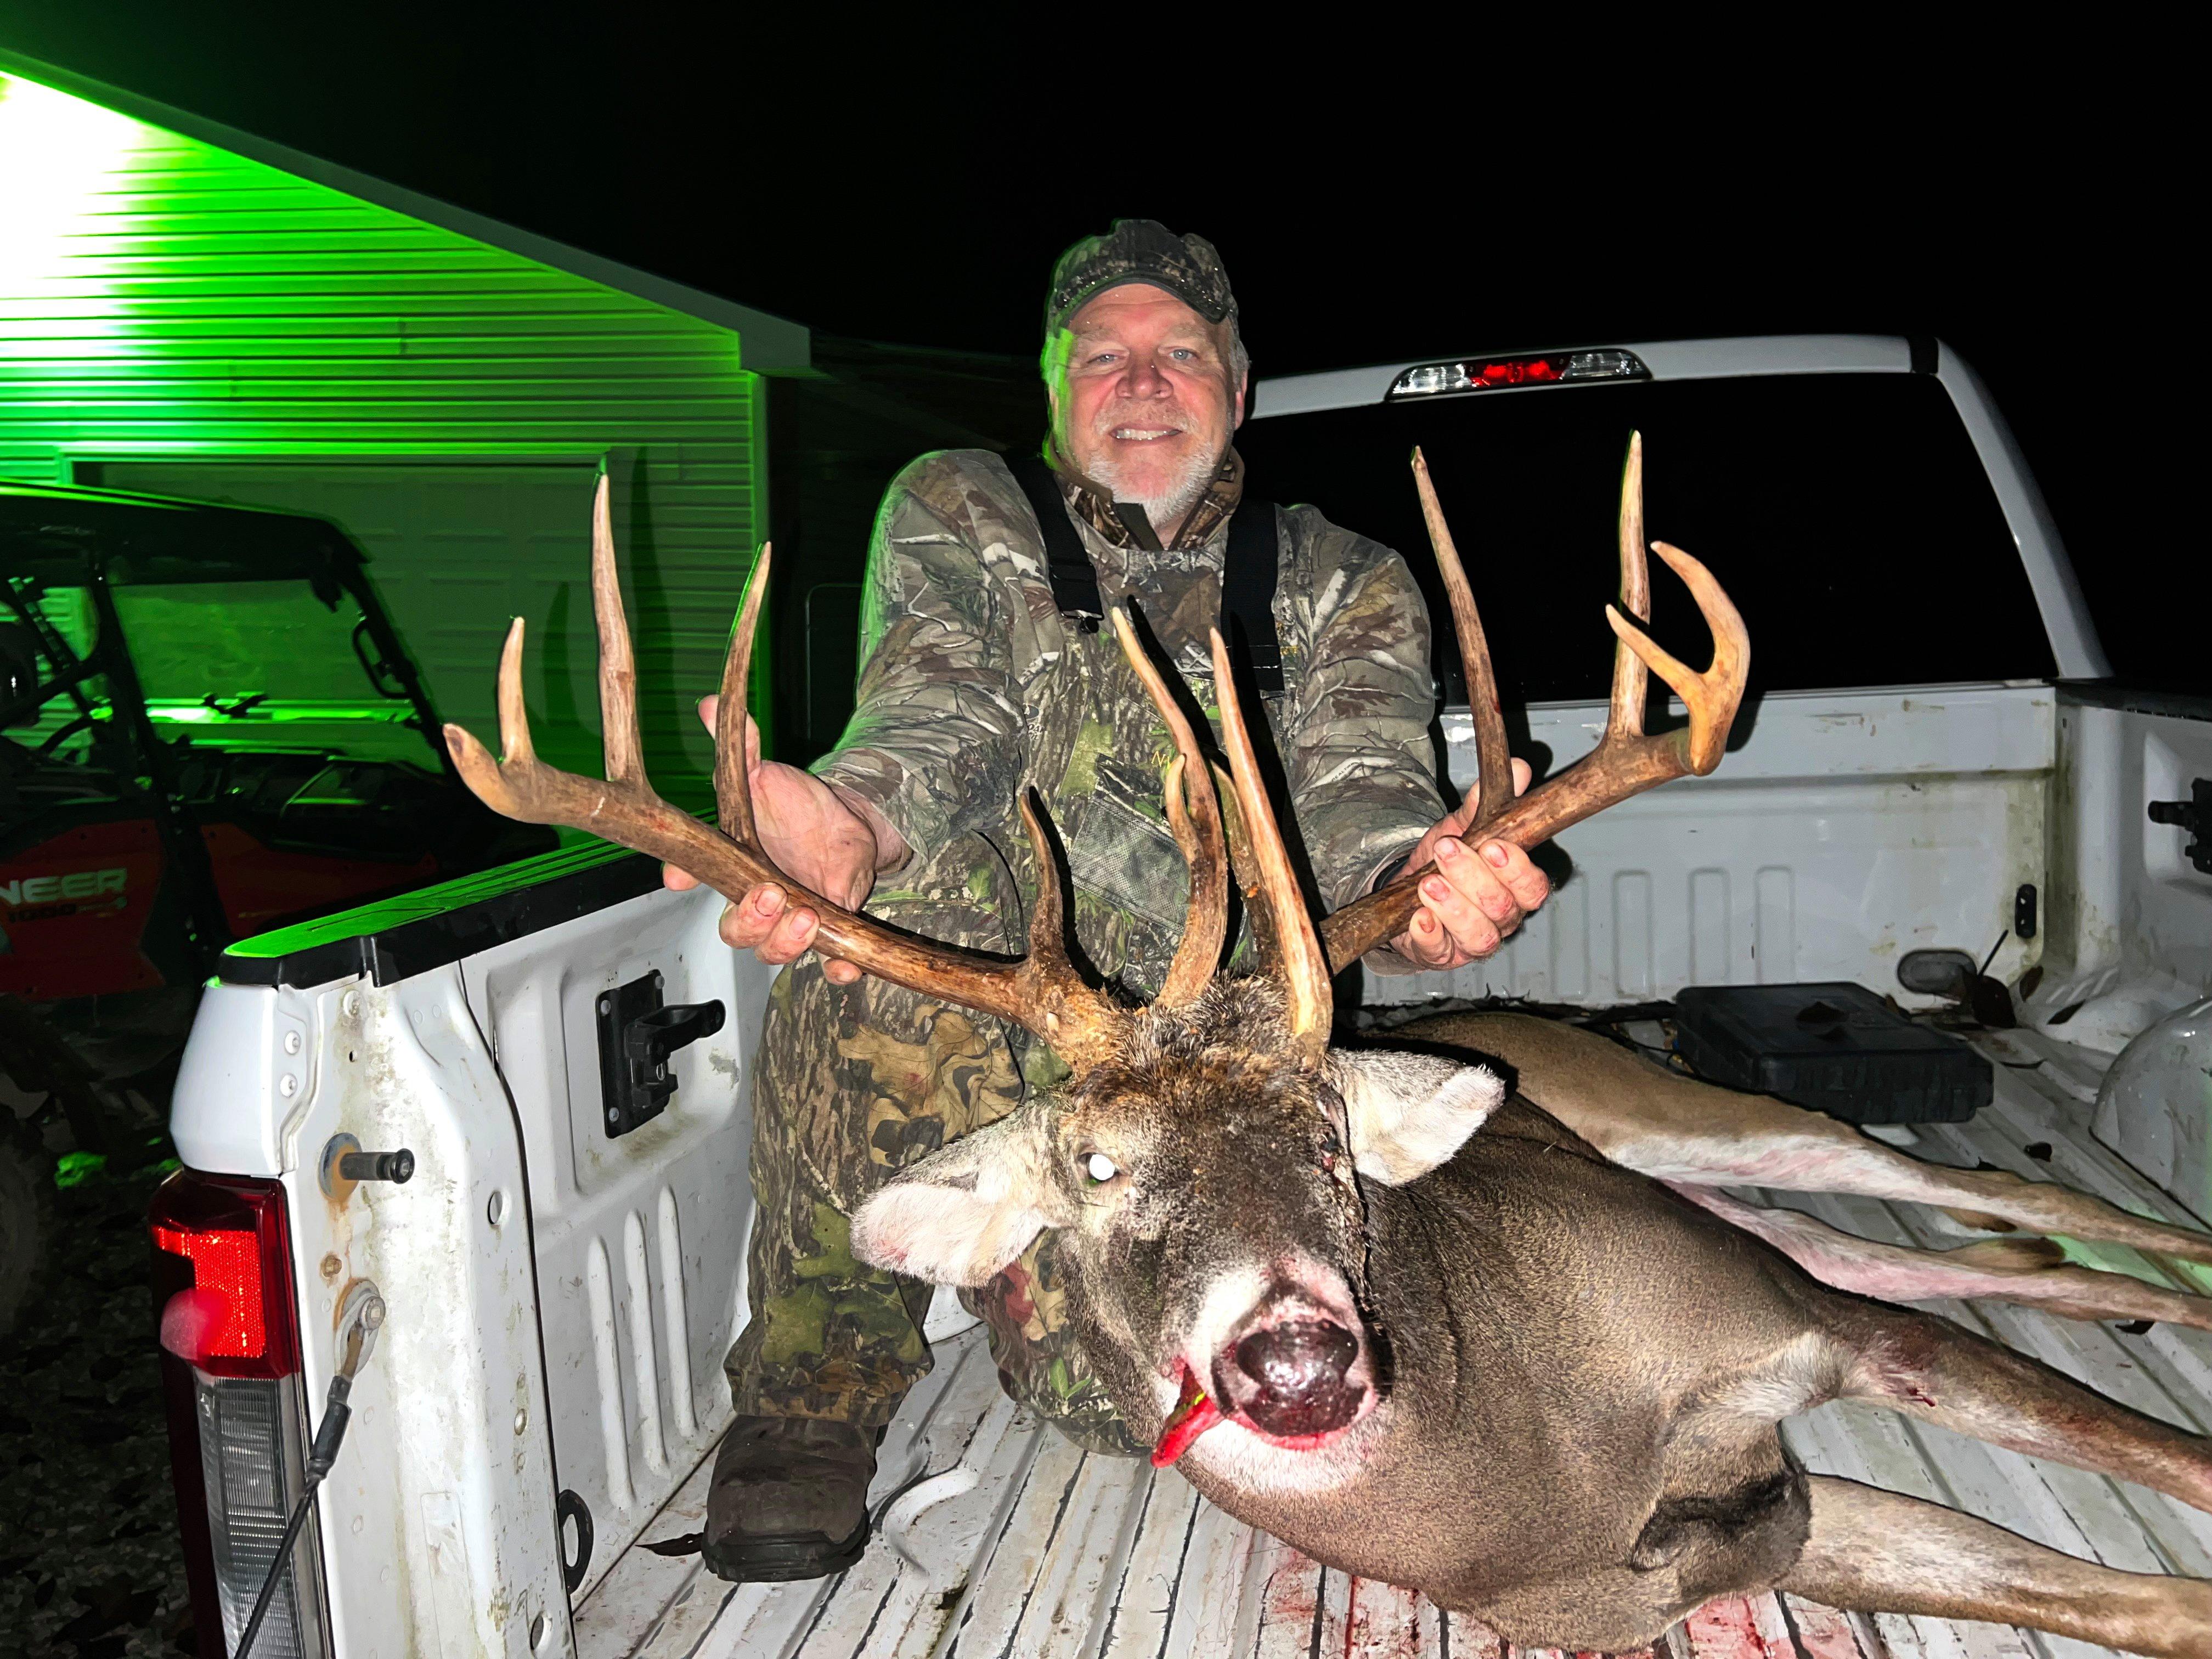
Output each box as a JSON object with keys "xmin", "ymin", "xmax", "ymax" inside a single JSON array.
[{"xmin": 1239, "ymin": 373, "xmax": 2054, "ymax": 704}]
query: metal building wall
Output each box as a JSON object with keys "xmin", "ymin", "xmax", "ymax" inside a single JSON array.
[{"xmin": 0, "ymin": 68, "xmax": 772, "ymax": 802}]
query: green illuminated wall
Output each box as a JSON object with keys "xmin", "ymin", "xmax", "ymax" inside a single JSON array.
[{"xmin": 0, "ymin": 66, "xmax": 788, "ymax": 800}]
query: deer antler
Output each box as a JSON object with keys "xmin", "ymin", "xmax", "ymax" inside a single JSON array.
[
  {"xmin": 452, "ymin": 448, "xmax": 1741, "ymax": 1068},
  {"xmin": 1321, "ymin": 433, "xmax": 1750, "ymax": 973},
  {"xmin": 1413, "ymin": 446, "xmax": 1511, "ymax": 837},
  {"xmin": 1109, "ymin": 608, "xmax": 1229, "ymax": 1008},
  {"xmin": 1209, "ymin": 627, "xmax": 1334, "ymax": 1064},
  {"xmin": 444, "ymin": 474, "xmax": 1130, "ymax": 1072}
]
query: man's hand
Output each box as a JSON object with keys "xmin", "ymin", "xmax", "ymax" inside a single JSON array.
[
  {"xmin": 1387, "ymin": 757, "xmax": 1550, "ymax": 969},
  {"xmin": 662, "ymin": 695, "xmax": 907, "ymax": 986}
]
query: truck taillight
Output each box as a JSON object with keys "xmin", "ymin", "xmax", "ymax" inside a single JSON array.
[
  {"xmin": 150, "ymin": 1170, "xmax": 329, "ymax": 1659},
  {"xmin": 1387, "ymin": 348, "xmax": 1650, "ymax": 399}
]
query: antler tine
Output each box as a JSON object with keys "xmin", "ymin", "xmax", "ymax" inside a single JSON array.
[
  {"xmin": 1606, "ymin": 542, "xmax": 1748, "ymax": 774},
  {"xmin": 1209, "ymin": 627, "xmax": 1331, "ymax": 1060},
  {"xmin": 1412, "ymin": 448, "xmax": 1511, "ymax": 833},
  {"xmin": 1002, "ymin": 789, "xmax": 1136, "ymax": 1063},
  {"xmin": 590, "ymin": 473, "xmax": 647, "ymax": 787},
  {"xmin": 1109, "ymin": 607, "xmax": 1229, "ymax": 1008},
  {"xmin": 1607, "ymin": 433, "xmax": 1652, "ymax": 739},
  {"xmin": 713, "ymin": 544, "xmax": 771, "ymax": 842},
  {"xmin": 448, "ymin": 488, "xmax": 1131, "ymax": 1075},
  {"xmin": 1318, "ymin": 448, "xmax": 1751, "ymax": 975},
  {"xmin": 1011, "ymin": 786, "xmax": 1102, "ymax": 1012},
  {"xmin": 1015, "ymin": 788, "xmax": 1070, "ymax": 960},
  {"xmin": 493, "ymin": 616, "xmax": 535, "ymax": 772},
  {"xmin": 443, "ymin": 618, "xmax": 539, "ymax": 819}
]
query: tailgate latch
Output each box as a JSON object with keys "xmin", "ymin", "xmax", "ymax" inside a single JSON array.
[
  {"xmin": 596, "ymin": 971, "xmax": 726, "ymax": 1137},
  {"xmin": 2148, "ymin": 778, "xmax": 2211, "ymax": 876}
]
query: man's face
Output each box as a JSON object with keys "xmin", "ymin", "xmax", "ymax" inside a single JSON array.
[{"xmin": 1048, "ymin": 284, "xmax": 1246, "ymax": 528}]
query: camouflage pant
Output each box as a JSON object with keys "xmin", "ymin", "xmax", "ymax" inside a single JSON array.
[{"xmin": 723, "ymin": 888, "xmax": 1143, "ymax": 1457}]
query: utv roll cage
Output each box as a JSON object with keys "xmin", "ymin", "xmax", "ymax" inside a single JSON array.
[{"xmin": 0, "ymin": 481, "xmax": 449, "ymax": 972}]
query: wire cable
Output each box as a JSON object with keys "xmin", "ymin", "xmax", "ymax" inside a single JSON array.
[
  {"xmin": 233, "ymin": 1297, "xmax": 381, "ymax": 1659},
  {"xmin": 233, "ymin": 1474, "xmax": 324, "ymax": 1659}
]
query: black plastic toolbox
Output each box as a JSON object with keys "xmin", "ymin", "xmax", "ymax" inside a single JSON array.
[{"xmin": 1672, "ymin": 981, "xmax": 1991, "ymax": 1125}]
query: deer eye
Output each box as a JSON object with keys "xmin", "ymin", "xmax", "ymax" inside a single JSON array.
[
  {"xmin": 1318, "ymin": 1125, "xmax": 1348, "ymax": 1177},
  {"xmin": 1083, "ymin": 1152, "xmax": 1120, "ymax": 1186}
]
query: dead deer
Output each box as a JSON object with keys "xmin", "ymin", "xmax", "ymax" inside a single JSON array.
[{"xmin": 445, "ymin": 453, "xmax": 2212, "ymax": 1657}]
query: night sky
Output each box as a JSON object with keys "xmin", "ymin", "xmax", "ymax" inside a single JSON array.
[{"xmin": 4, "ymin": 11, "xmax": 2192, "ymax": 687}]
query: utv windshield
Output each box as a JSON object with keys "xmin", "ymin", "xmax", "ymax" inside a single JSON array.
[
  {"xmin": 3, "ymin": 572, "xmax": 427, "ymax": 768},
  {"xmin": 1237, "ymin": 371, "xmax": 2055, "ymax": 705},
  {"xmin": 110, "ymin": 579, "xmax": 393, "ymax": 711}
]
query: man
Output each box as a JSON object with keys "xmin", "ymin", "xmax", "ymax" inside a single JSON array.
[{"xmin": 667, "ymin": 222, "xmax": 1550, "ymax": 1583}]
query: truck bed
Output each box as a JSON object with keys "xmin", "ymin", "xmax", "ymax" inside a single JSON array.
[{"xmin": 577, "ymin": 1030, "xmax": 2212, "ymax": 1659}]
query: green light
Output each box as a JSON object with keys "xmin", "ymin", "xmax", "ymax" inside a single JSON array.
[
  {"xmin": 140, "ymin": 701, "xmax": 414, "ymax": 724},
  {"xmin": 53, "ymin": 1149, "xmax": 107, "ymax": 1189},
  {"xmin": 0, "ymin": 73, "xmax": 141, "ymax": 332},
  {"xmin": 0, "ymin": 65, "xmax": 768, "ymax": 804}
]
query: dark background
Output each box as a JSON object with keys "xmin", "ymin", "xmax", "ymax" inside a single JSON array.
[{"xmin": 3, "ymin": 9, "xmax": 2193, "ymax": 690}]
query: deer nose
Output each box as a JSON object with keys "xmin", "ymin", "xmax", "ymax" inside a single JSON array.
[{"xmin": 1227, "ymin": 1320, "xmax": 1363, "ymax": 1438}]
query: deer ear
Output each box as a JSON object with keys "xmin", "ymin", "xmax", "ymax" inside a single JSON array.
[
  {"xmin": 851, "ymin": 1106, "xmax": 1076, "ymax": 1287},
  {"xmin": 1329, "ymin": 1051, "xmax": 1506, "ymax": 1185}
]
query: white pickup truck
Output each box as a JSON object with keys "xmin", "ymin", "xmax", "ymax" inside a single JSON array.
[{"xmin": 152, "ymin": 336, "xmax": 2212, "ymax": 1659}]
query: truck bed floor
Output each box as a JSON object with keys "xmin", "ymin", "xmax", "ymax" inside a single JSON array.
[{"xmin": 579, "ymin": 1031, "xmax": 2212, "ymax": 1659}]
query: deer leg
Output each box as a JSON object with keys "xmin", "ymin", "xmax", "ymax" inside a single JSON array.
[
  {"xmin": 1430, "ymin": 1013, "xmax": 2212, "ymax": 1268},
  {"xmin": 1779, "ymin": 1476, "xmax": 2212, "ymax": 1659},
  {"xmin": 1671, "ymin": 1184, "xmax": 2212, "ymax": 1331},
  {"xmin": 1820, "ymin": 1298, "xmax": 2212, "ymax": 1514},
  {"xmin": 1656, "ymin": 1118, "xmax": 2212, "ymax": 1270}
]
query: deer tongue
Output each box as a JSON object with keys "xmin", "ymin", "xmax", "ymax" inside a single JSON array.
[{"xmin": 1150, "ymin": 1362, "xmax": 1223, "ymax": 1469}]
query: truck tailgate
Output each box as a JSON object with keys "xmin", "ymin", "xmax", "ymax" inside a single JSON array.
[
  {"xmin": 1370, "ymin": 681, "xmax": 2053, "ymax": 1011},
  {"xmin": 456, "ymin": 878, "xmax": 772, "ymax": 1601},
  {"xmin": 180, "ymin": 850, "xmax": 769, "ymax": 1657}
]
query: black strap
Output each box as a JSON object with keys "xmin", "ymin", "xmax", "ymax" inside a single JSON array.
[
  {"xmin": 1004, "ymin": 453, "xmax": 1104, "ymax": 628},
  {"xmin": 1002, "ymin": 453, "xmax": 1284, "ymax": 691},
  {"xmin": 1221, "ymin": 499, "xmax": 1283, "ymax": 695}
]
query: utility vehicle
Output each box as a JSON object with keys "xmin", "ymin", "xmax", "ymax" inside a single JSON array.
[{"xmin": 1, "ymin": 482, "xmax": 550, "ymax": 1331}]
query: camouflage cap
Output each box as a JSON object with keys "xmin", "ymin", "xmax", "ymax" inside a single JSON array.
[{"xmin": 1045, "ymin": 220, "xmax": 1237, "ymax": 339}]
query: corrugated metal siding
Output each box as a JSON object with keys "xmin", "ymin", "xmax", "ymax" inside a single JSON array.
[{"xmin": 0, "ymin": 70, "xmax": 768, "ymax": 802}]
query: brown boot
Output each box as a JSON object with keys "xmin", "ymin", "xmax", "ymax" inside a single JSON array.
[{"xmin": 702, "ymin": 1415, "xmax": 879, "ymax": 1582}]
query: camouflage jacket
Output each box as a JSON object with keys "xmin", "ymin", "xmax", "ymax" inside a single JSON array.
[{"xmin": 813, "ymin": 448, "xmax": 1446, "ymax": 1001}]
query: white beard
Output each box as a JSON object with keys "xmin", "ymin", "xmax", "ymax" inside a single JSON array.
[{"xmin": 1081, "ymin": 409, "xmax": 1223, "ymax": 529}]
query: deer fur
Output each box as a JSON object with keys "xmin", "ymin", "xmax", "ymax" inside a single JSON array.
[{"xmin": 853, "ymin": 985, "xmax": 2212, "ymax": 1656}]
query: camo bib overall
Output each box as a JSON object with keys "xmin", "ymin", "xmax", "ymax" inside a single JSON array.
[{"xmin": 725, "ymin": 448, "xmax": 1443, "ymax": 1454}]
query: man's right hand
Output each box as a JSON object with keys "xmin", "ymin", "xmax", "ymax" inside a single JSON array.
[{"xmin": 662, "ymin": 695, "xmax": 907, "ymax": 986}]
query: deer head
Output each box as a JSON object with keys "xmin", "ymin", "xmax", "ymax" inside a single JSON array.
[{"xmin": 444, "ymin": 436, "xmax": 1748, "ymax": 1474}]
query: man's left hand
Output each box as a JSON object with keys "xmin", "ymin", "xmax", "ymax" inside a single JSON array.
[{"xmin": 1388, "ymin": 758, "xmax": 1550, "ymax": 968}]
